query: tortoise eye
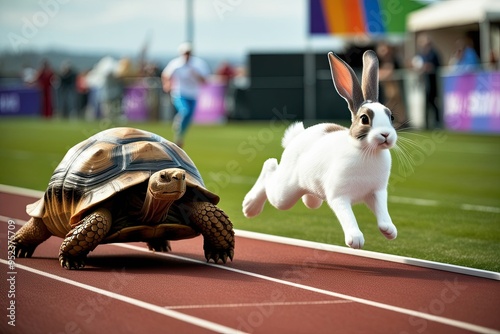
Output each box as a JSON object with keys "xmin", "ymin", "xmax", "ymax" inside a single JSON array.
[{"xmin": 360, "ymin": 114, "xmax": 369, "ymax": 125}]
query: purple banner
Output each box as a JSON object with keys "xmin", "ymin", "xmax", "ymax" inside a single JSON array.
[
  {"xmin": 193, "ymin": 82, "xmax": 226, "ymax": 124},
  {"xmin": 443, "ymin": 71, "xmax": 500, "ymax": 133},
  {"xmin": 123, "ymin": 83, "xmax": 148, "ymax": 121},
  {"xmin": 0, "ymin": 87, "xmax": 40, "ymax": 117}
]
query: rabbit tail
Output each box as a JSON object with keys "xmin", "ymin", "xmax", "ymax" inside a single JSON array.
[{"xmin": 281, "ymin": 122, "xmax": 305, "ymax": 148}]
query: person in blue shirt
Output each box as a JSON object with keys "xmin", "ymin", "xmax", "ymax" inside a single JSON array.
[{"xmin": 450, "ymin": 37, "xmax": 481, "ymax": 72}]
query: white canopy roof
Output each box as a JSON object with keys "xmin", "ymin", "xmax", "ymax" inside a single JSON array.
[{"xmin": 407, "ymin": 0, "xmax": 500, "ymax": 32}]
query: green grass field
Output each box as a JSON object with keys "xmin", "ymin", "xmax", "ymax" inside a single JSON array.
[{"xmin": 1, "ymin": 118, "xmax": 499, "ymax": 272}]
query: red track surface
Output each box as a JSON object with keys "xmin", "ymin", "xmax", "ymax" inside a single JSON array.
[{"xmin": 1, "ymin": 188, "xmax": 499, "ymax": 334}]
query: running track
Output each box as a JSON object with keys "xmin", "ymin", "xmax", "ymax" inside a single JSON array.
[{"xmin": 1, "ymin": 185, "xmax": 499, "ymax": 334}]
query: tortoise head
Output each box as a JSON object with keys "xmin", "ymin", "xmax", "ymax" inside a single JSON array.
[{"xmin": 148, "ymin": 168, "xmax": 186, "ymax": 201}]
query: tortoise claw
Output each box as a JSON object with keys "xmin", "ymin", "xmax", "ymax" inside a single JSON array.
[
  {"xmin": 12, "ymin": 242, "xmax": 36, "ymax": 258},
  {"xmin": 212, "ymin": 253, "xmax": 220, "ymax": 263},
  {"xmin": 204, "ymin": 248, "xmax": 234, "ymax": 264},
  {"xmin": 59, "ymin": 254, "xmax": 86, "ymax": 270}
]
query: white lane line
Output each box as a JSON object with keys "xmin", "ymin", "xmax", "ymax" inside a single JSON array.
[
  {"xmin": 0, "ymin": 215, "xmax": 15, "ymax": 223},
  {"xmin": 0, "ymin": 259, "xmax": 247, "ymax": 334},
  {"xmin": 461, "ymin": 204, "xmax": 500, "ymax": 214},
  {"xmin": 390, "ymin": 196, "xmax": 500, "ymax": 213},
  {"xmin": 167, "ymin": 300, "xmax": 352, "ymax": 310},
  {"xmin": 234, "ymin": 230, "xmax": 500, "ymax": 281},
  {"xmin": 116, "ymin": 243, "xmax": 500, "ymax": 334},
  {"xmin": 389, "ymin": 196, "xmax": 440, "ymax": 206},
  {"xmin": 2, "ymin": 215, "xmax": 499, "ymax": 281},
  {"xmin": 0, "ymin": 184, "xmax": 44, "ymax": 198},
  {"xmin": 0, "ymin": 148, "xmax": 61, "ymax": 160},
  {"xmin": 437, "ymin": 146, "xmax": 500, "ymax": 155}
]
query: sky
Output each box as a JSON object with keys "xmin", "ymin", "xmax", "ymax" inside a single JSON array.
[{"xmin": 0, "ymin": 0, "xmax": 347, "ymax": 60}]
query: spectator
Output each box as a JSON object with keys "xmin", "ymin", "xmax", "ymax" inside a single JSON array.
[
  {"xmin": 21, "ymin": 64, "xmax": 36, "ymax": 86},
  {"xmin": 449, "ymin": 37, "xmax": 481, "ymax": 72},
  {"xmin": 143, "ymin": 62, "xmax": 162, "ymax": 77},
  {"xmin": 58, "ymin": 61, "xmax": 77, "ymax": 119},
  {"xmin": 100, "ymin": 57, "xmax": 123, "ymax": 121},
  {"xmin": 35, "ymin": 59, "xmax": 55, "ymax": 118},
  {"xmin": 376, "ymin": 42, "xmax": 407, "ymax": 128},
  {"xmin": 142, "ymin": 62, "xmax": 163, "ymax": 121},
  {"xmin": 76, "ymin": 69, "xmax": 90, "ymax": 118},
  {"xmin": 215, "ymin": 61, "xmax": 236, "ymax": 85},
  {"xmin": 161, "ymin": 42, "xmax": 210, "ymax": 147},
  {"xmin": 215, "ymin": 61, "xmax": 237, "ymax": 118},
  {"xmin": 413, "ymin": 34, "xmax": 442, "ymax": 129},
  {"xmin": 85, "ymin": 57, "xmax": 119, "ymax": 120}
]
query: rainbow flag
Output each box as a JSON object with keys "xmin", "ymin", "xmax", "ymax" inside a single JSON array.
[{"xmin": 309, "ymin": 0, "xmax": 426, "ymax": 36}]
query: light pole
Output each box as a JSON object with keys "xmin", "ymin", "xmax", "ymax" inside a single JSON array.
[{"xmin": 186, "ymin": 0, "xmax": 194, "ymax": 44}]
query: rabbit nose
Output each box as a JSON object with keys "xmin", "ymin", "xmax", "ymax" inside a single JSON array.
[{"xmin": 381, "ymin": 133, "xmax": 389, "ymax": 138}]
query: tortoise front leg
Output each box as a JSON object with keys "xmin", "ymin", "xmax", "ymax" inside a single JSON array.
[
  {"xmin": 59, "ymin": 208, "xmax": 111, "ymax": 269},
  {"xmin": 186, "ymin": 202, "xmax": 235, "ymax": 263},
  {"xmin": 147, "ymin": 239, "xmax": 172, "ymax": 252},
  {"xmin": 12, "ymin": 217, "xmax": 52, "ymax": 258}
]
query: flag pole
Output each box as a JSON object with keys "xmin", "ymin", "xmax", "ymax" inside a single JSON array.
[{"xmin": 304, "ymin": 0, "xmax": 316, "ymax": 120}]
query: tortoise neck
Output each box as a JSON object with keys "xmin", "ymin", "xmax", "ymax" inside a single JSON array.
[{"xmin": 138, "ymin": 190, "xmax": 172, "ymax": 223}]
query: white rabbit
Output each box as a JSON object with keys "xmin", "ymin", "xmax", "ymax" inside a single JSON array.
[{"xmin": 242, "ymin": 50, "xmax": 398, "ymax": 249}]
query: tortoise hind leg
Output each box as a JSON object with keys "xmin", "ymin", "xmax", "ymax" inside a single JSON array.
[
  {"xmin": 59, "ymin": 208, "xmax": 111, "ymax": 270},
  {"xmin": 187, "ymin": 202, "xmax": 235, "ymax": 263},
  {"xmin": 12, "ymin": 217, "xmax": 52, "ymax": 258}
]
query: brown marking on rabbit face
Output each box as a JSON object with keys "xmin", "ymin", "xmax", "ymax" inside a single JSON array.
[
  {"xmin": 350, "ymin": 107, "xmax": 374, "ymax": 140},
  {"xmin": 324, "ymin": 123, "xmax": 347, "ymax": 133},
  {"xmin": 382, "ymin": 107, "xmax": 394, "ymax": 122}
]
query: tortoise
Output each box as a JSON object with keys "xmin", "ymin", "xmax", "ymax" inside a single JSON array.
[{"xmin": 12, "ymin": 127, "xmax": 235, "ymax": 269}]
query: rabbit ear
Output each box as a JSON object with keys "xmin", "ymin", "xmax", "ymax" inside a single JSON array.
[
  {"xmin": 361, "ymin": 50, "xmax": 379, "ymax": 102},
  {"xmin": 328, "ymin": 52, "xmax": 363, "ymax": 119}
]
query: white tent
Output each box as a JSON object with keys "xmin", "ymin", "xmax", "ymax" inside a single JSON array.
[{"xmin": 407, "ymin": 0, "xmax": 500, "ymax": 64}]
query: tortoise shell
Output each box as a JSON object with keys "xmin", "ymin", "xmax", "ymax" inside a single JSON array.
[{"xmin": 27, "ymin": 127, "xmax": 218, "ymax": 236}]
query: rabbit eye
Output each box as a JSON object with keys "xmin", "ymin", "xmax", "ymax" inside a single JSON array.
[
  {"xmin": 390, "ymin": 114, "xmax": 395, "ymax": 122},
  {"xmin": 360, "ymin": 114, "xmax": 369, "ymax": 125}
]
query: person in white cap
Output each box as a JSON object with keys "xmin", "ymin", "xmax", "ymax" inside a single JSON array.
[{"xmin": 162, "ymin": 42, "xmax": 210, "ymax": 147}]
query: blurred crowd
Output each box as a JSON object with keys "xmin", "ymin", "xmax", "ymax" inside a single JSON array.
[
  {"xmin": 22, "ymin": 56, "xmax": 168, "ymax": 120},
  {"xmin": 20, "ymin": 52, "xmax": 240, "ymax": 124},
  {"xmin": 374, "ymin": 32, "xmax": 495, "ymax": 130},
  {"xmin": 17, "ymin": 33, "xmax": 497, "ymax": 131}
]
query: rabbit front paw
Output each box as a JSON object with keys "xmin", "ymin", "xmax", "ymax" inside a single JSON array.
[
  {"xmin": 378, "ymin": 222, "xmax": 397, "ymax": 240},
  {"xmin": 345, "ymin": 231, "xmax": 364, "ymax": 249}
]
